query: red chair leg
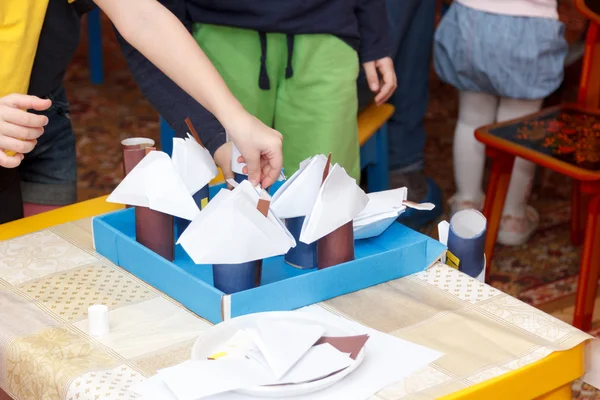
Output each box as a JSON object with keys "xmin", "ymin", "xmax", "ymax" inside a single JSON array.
[
  {"xmin": 573, "ymin": 193, "xmax": 600, "ymax": 331},
  {"xmin": 482, "ymin": 153, "xmax": 515, "ymax": 282},
  {"xmin": 570, "ymin": 180, "xmax": 589, "ymax": 246}
]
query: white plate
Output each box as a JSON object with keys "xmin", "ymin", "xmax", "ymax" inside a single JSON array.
[{"xmin": 191, "ymin": 311, "xmax": 365, "ymax": 397}]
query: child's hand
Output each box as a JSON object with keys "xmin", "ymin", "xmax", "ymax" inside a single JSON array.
[
  {"xmin": 223, "ymin": 113, "xmax": 283, "ymax": 189},
  {"xmin": 213, "ymin": 141, "xmax": 234, "ymax": 183},
  {"xmin": 0, "ymin": 94, "xmax": 51, "ymax": 168},
  {"xmin": 363, "ymin": 57, "xmax": 397, "ymax": 106}
]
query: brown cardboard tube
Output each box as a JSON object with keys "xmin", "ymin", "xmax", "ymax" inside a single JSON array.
[
  {"xmin": 121, "ymin": 138, "xmax": 155, "ymax": 176},
  {"xmin": 317, "ymin": 221, "xmax": 355, "ymax": 269},
  {"xmin": 136, "ymin": 206, "xmax": 175, "ymax": 261}
]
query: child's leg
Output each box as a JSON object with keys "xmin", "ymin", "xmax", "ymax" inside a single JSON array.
[
  {"xmin": 495, "ymin": 97, "xmax": 543, "ymax": 245},
  {"xmin": 452, "ymin": 91, "xmax": 498, "ymax": 209},
  {"xmin": 496, "ymin": 98, "xmax": 543, "ymax": 218},
  {"xmin": 274, "ymin": 35, "xmax": 360, "ymax": 180}
]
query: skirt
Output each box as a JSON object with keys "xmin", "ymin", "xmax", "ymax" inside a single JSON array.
[{"xmin": 433, "ymin": 2, "xmax": 568, "ymax": 99}]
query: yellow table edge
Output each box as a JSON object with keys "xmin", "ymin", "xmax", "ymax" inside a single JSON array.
[{"xmin": 0, "ymin": 196, "xmax": 587, "ymax": 400}]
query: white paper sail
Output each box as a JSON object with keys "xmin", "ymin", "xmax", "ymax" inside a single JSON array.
[
  {"xmin": 107, "ymin": 151, "xmax": 200, "ymax": 220},
  {"xmin": 177, "ymin": 180, "xmax": 296, "ymax": 264},
  {"xmin": 172, "ymin": 133, "xmax": 218, "ymax": 195},
  {"xmin": 299, "ymin": 164, "xmax": 369, "ymax": 244},
  {"xmin": 353, "ymin": 188, "xmax": 435, "ymax": 240},
  {"xmin": 271, "ymin": 155, "xmax": 331, "ymax": 219}
]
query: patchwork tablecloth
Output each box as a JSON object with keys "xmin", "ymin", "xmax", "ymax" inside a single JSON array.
[{"xmin": 0, "ymin": 218, "xmax": 593, "ymax": 400}]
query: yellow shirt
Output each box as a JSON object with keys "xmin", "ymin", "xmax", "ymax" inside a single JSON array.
[{"xmin": 0, "ymin": 1, "xmax": 51, "ymax": 98}]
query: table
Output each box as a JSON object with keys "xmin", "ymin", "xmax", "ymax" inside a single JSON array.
[{"xmin": 0, "ymin": 198, "xmax": 594, "ymax": 400}]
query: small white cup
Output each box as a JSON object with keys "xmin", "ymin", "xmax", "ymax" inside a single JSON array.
[{"xmin": 88, "ymin": 305, "xmax": 110, "ymax": 337}]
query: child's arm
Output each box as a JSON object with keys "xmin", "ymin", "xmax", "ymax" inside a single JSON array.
[
  {"xmin": 94, "ymin": 0, "xmax": 283, "ymax": 188},
  {"xmin": 356, "ymin": 0, "xmax": 397, "ymax": 106}
]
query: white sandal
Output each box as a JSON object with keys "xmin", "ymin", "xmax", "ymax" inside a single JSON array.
[
  {"xmin": 448, "ymin": 195, "xmax": 484, "ymax": 217},
  {"xmin": 497, "ymin": 205, "xmax": 540, "ymax": 246}
]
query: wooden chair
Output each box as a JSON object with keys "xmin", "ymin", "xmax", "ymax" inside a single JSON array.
[
  {"xmin": 160, "ymin": 102, "xmax": 394, "ymax": 192},
  {"xmin": 475, "ymin": 0, "xmax": 600, "ymax": 330}
]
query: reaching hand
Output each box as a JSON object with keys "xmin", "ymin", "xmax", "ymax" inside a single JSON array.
[
  {"xmin": 0, "ymin": 94, "xmax": 51, "ymax": 168},
  {"xmin": 363, "ymin": 57, "xmax": 397, "ymax": 106},
  {"xmin": 224, "ymin": 113, "xmax": 283, "ymax": 188}
]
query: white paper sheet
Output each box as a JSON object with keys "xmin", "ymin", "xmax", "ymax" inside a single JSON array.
[
  {"xmin": 177, "ymin": 180, "xmax": 296, "ymax": 264},
  {"xmin": 353, "ymin": 213, "xmax": 400, "ymax": 240},
  {"xmin": 172, "ymin": 134, "xmax": 218, "ymax": 195},
  {"xmin": 158, "ymin": 359, "xmax": 275, "ymax": 400},
  {"xmin": 107, "ymin": 151, "xmax": 200, "ymax": 221},
  {"xmin": 300, "ymin": 164, "xmax": 369, "ymax": 244},
  {"xmin": 271, "ymin": 155, "xmax": 330, "ymax": 219},
  {"xmin": 246, "ymin": 320, "xmax": 326, "ymax": 379}
]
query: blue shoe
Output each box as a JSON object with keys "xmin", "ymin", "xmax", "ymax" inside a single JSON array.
[{"xmin": 396, "ymin": 176, "xmax": 444, "ymax": 230}]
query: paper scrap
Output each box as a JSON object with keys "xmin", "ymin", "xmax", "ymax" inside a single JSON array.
[
  {"xmin": 315, "ymin": 334, "xmax": 370, "ymax": 360},
  {"xmin": 172, "ymin": 133, "xmax": 218, "ymax": 195}
]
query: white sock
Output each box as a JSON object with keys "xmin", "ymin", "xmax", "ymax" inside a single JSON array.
[
  {"xmin": 496, "ymin": 98, "xmax": 544, "ymax": 218},
  {"xmin": 453, "ymin": 91, "xmax": 498, "ymax": 203}
]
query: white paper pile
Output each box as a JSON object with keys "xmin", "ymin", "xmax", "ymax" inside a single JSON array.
[
  {"xmin": 135, "ymin": 319, "xmax": 356, "ymax": 400},
  {"xmin": 134, "ymin": 307, "xmax": 443, "ymax": 400},
  {"xmin": 177, "ymin": 180, "xmax": 296, "ymax": 264}
]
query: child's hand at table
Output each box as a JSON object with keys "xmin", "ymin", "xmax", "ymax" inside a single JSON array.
[
  {"xmin": 0, "ymin": 94, "xmax": 51, "ymax": 168},
  {"xmin": 363, "ymin": 56, "xmax": 397, "ymax": 106},
  {"xmin": 222, "ymin": 113, "xmax": 283, "ymax": 189}
]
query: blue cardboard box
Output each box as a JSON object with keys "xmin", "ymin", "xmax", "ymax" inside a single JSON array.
[{"xmin": 92, "ymin": 206, "xmax": 446, "ymax": 324}]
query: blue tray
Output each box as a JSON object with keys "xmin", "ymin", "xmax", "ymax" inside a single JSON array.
[{"xmin": 93, "ymin": 206, "xmax": 446, "ymax": 324}]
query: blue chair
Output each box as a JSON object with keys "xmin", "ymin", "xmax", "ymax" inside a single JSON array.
[
  {"xmin": 87, "ymin": 8, "xmax": 104, "ymax": 85},
  {"xmin": 159, "ymin": 103, "xmax": 393, "ymax": 193}
]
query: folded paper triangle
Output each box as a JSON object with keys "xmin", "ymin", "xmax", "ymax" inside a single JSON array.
[
  {"xmin": 271, "ymin": 154, "xmax": 331, "ymax": 219},
  {"xmin": 300, "ymin": 164, "xmax": 369, "ymax": 244},
  {"xmin": 107, "ymin": 151, "xmax": 200, "ymax": 221},
  {"xmin": 177, "ymin": 180, "xmax": 296, "ymax": 264},
  {"xmin": 247, "ymin": 320, "xmax": 326, "ymax": 380},
  {"xmin": 172, "ymin": 133, "xmax": 218, "ymax": 195}
]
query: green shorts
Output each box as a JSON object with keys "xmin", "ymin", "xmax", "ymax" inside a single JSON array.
[{"xmin": 193, "ymin": 24, "xmax": 361, "ymax": 180}]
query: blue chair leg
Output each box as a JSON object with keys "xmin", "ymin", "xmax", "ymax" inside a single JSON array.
[
  {"xmin": 366, "ymin": 124, "xmax": 390, "ymax": 192},
  {"xmin": 87, "ymin": 8, "xmax": 104, "ymax": 85},
  {"xmin": 160, "ymin": 116, "xmax": 175, "ymax": 156}
]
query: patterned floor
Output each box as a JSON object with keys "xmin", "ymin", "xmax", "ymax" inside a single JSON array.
[{"xmin": 64, "ymin": 2, "xmax": 597, "ymax": 398}]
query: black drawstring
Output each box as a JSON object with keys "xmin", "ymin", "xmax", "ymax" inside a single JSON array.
[
  {"xmin": 285, "ymin": 34, "xmax": 294, "ymax": 79},
  {"xmin": 257, "ymin": 32, "xmax": 295, "ymax": 90},
  {"xmin": 258, "ymin": 31, "xmax": 270, "ymax": 90}
]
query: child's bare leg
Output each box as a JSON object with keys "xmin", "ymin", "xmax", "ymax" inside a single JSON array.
[{"xmin": 452, "ymin": 91, "xmax": 498, "ymax": 211}]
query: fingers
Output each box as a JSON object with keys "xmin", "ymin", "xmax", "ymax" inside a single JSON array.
[
  {"xmin": 374, "ymin": 58, "xmax": 397, "ymax": 105},
  {"xmin": 244, "ymin": 151, "xmax": 263, "ymax": 186},
  {"xmin": 0, "ymin": 150, "xmax": 24, "ymax": 168},
  {"xmin": 260, "ymin": 150, "xmax": 283, "ymax": 189},
  {"xmin": 0, "ymin": 94, "xmax": 52, "ymax": 112},
  {"xmin": 0, "ymin": 106, "xmax": 49, "ymax": 129},
  {"xmin": 363, "ymin": 62, "xmax": 380, "ymax": 93},
  {"xmin": 0, "ymin": 134, "xmax": 37, "ymax": 155},
  {"xmin": 0, "ymin": 119, "xmax": 44, "ymax": 141}
]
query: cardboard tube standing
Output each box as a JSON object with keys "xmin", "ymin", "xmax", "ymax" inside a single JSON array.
[
  {"xmin": 121, "ymin": 141, "xmax": 175, "ymax": 261},
  {"xmin": 317, "ymin": 154, "xmax": 355, "ymax": 269}
]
